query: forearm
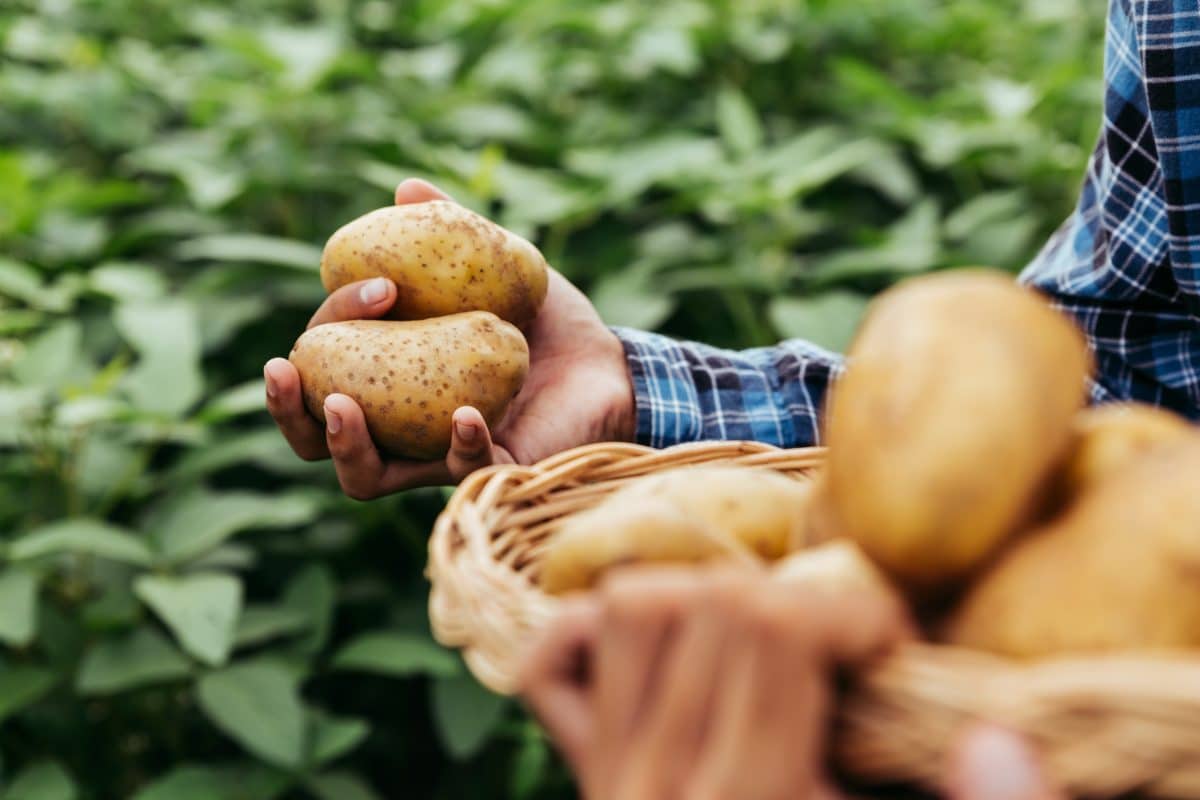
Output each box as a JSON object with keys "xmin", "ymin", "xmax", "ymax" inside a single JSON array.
[{"xmin": 613, "ymin": 328, "xmax": 843, "ymax": 449}]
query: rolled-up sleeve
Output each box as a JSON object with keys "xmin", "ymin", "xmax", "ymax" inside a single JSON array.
[{"xmin": 612, "ymin": 327, "xmax": 843, "ymax": 449}]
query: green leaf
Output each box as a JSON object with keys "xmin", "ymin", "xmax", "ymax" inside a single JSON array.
[
  {"xmin": 195, "ymin": 380, "xmax": 265, "ymax": 422},
  {"xmin": 511, "ymin": 726, "xmax": 550, "ymax": 800},
  {"xmin": 306, "ymin": 772, "xmax": 382, "ymax": 800},
  {"xmin": 283, "ymin": 565, "xmax": 336, "ymax": 655},
  {"xmin": 169, "ymin": 428, "xmax": 323, "ymax": 483},
  {"xmin": 591, "ymin": 270, "xmax": 676, "ymax": 330},
  {"xmin": 566, "ymin": 136, "xmax": 724, "ymax": 201},
  {"xmin": 768, "ymin": 291, "xmax": 871, "ymax": 353},
  {"xmin": 134, "ymin": 573, "xmax": 242, "ymax": 666},
  {"xmin": 149, "ymin": 488, "xmax": 321, "ymax": 566},
  {"xmin": 260, "ymin": 25, "xmax": 343, "ymax": 90},
  {"xmin": 176, "ymin": 235, "xmax": 321, "ymax": 271},
  {"xmin": 716, "ymin": 84, "xmax": 763, "ymax": 157},
  {"xmin": 944, "ymin": 191, "xmax": 1028, "ymax": 240},
  {"xmin": 849, "ymin": 146, "xmax": 920, "ymax": 204},
  {"xmin": 131, "ymin": 764, "xmax": 289, "ymax": 800},
  {"xmin": 768, "ymin": 137, "xmax": 887, "ymax": 199},
  {"xmin": 811, "ymin": 200, "xmax": 942, "ymax": 280},
  {"xmin": 88, "ymin": 262, "xmax": 168, "ymax": 301},
  {"xmin": 332, "ymin": 633, "xmax": 459, "ymax": 678},
  {"xmin": 431, "ymin": 675, "xmax": 509, "ymax": 761},
  {"xmin": 192, "ymin": 296, "xmax": 269, "ymax": 353},
  {"xmin": 0, "ymin": 569, "xmax": 38, "ymax": 646},
  {"xmin": 76, "ymin": 628, "xmax": 192, "ymax": 696},
  {"xmin": 234, "ymin": 606, "xmax": 310, "ymax": 649},
  {"xmin": 197, "ymin": 662, "xmax": 306, "ymax": 769},
  {"xmin": 80, "ymin": 583, "xmax": 140, "ymax": 632},
  {"xmin": 12, "ymin": 321, "xmax": 83, "ymax": 390},
  {"xmin": 10, "ymin": 519, "xmax": 152, "ymax": 566},
  {"xmin": 114, "ymin": 301, "xmax": 204, "ymax": 417},
  {"xmin": 1, "ymin": 761, "xmax": 76, "ymax": 800},
  {"xmin": 0, "ymin": 258, "xmax": 43, "ymax": 307},
  {"xmin": 0, "ymin": 668, "xmax": 56, "ymax": 723},
  {"xmin": 309, "ymin": 713, "xmax": 370, "ymax": 766}
]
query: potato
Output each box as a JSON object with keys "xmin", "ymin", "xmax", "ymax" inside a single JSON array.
[
  {"xmin": 819, "ymin": 270, "xmax": 1091, "ymax": 590},
  {"xmin": 772, "ymin": 540, "xmax": 897, "ymax": 602},
  {"xmin": 288, "ymin": 312, "xmax": 528, "ymax": 460},
  {"xmin": 320, "ymin": 202, "xmax": 549, "ymax": 328},
  {"xmin": 538, "ymin": 499, "xmax": 753, "ymax": 595},
  {"xmin": 1061, "ymin": 402, "xmax": 1193, "ymax": 497},
  {"xmin": 945, "ymin": 438, "xmax": 1200, "ymax": 656},
  {"xmin": 538, "ymin": 466, "xmax": 813, "ymax": 594},
  {"xmin": 616, "ymin": 467, "xmax": 816, "ymax": 560}
]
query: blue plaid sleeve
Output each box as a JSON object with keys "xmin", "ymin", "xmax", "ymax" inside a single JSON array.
[
  {"xmin": 612, "ymin": 327, "xmax": 843, "ymax": 449},
  {"xmin": 1020, "ymin": 0, "xmax": 1200, "ymax": 419}
]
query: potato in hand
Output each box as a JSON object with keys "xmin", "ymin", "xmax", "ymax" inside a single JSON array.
[
  {"xmin": 321, "ymin": 201, "xmax": 549, "ymax": 328},
  {"xmin": 288, "ymin": 312, "xmax": 528, "ymax": 460}
]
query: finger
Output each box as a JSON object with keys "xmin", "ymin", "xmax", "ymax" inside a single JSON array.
[
  {"xmin": 264, "ymin": 358, "xmax": 328, "ymax": 461},
  {"xmin": 394, "ymin": 177, "xmax": 453, "ymax": 205},
  {"xmin": 691, "ymin": 588, "xmax": 830, "ymax": 800},
  {"xmin": 446, "ymin": 407, "xmax": 498, "ymax": 482},
  {"xmin": 307, "ymin": 278, "xmax": 397, "ymax": 329},
  {"xmin": 774, "ymin": 580, "xmax": 912, "ymax": 668},
  {"xmin": 595, "ymin": 568, "xmax": 708, "ymax": 736},
  {"xmin": 518, "ymin": 598, "xmax": 602, "ymax": 780},
  {"xmin": 616, "ymin": 572, "xmax": 744, "ymax": 798},
  {"xmin": 945, "ymin": 725, "xmax": 1062, "ymax": 800},
  {"xmin": 593, "ymin": 568, "xmax": 708, "ymax": 800},
  {"xmin": 323, "ymin": 393, "xmax": 450, "ymax": 499}
]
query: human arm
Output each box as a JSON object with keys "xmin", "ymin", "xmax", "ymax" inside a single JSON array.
[{"xmin": 266, "ymin": 178, "xmax": 844, "ymax": 498}]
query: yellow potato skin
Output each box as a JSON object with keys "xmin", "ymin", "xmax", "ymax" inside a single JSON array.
[
  {"xmin": 538, "ymin": 467, "xmax": 813, "ymax": 595},
  {"xmin": 945, "ymin": 438, "xmax": 1200, "ymax": 656},
  {"xmin": 820, "ymin": 270, "xmax": 1091, "ymax": 590},
  {"xmin": 538, "ymin": 500, "xmax": 740, "ymax": 595},
  {"xmin": 288, "ymin": 312, "xmax": 528, "ymax": 460},
  {"xmin": 772, "ymin": 540, "xmax": 897, "ymax": 602},
  {"xmin": 1061, "ymin": 402, "xmax": 1193, "ymax": 497},
  {"xmin": 616, "ymin": 467, "xmax": 815, "ymax": 560},
  {"xmin": 320, "ymin": 202, "xmax": 549, "ymax": 328}
]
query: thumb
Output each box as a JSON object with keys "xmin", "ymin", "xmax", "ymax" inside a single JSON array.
[
  {"xmin": 944, "ymin": 724, "xmax": 1062, "ymax": 800},
  {"xmin": 446, "ymin": 407, "xmax": 496, "ymax": 482},
  {"xmin": 395, "ymin": 177, "xmax": 453, "ymax": 205}
]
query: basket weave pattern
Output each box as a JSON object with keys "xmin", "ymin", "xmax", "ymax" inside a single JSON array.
[{"xmin": 427, "ymin": 441, "xmax": 1200, "ymax": 798}]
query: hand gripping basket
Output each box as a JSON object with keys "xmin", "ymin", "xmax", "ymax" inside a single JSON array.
[{"xmin": 426, "ymin": 441, "xmax": 1200, "ymax": 798}]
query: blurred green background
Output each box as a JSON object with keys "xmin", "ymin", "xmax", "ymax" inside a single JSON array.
[{"xmin": 0, "ymin": 0, "xmax": 1103, "ymax": 797}]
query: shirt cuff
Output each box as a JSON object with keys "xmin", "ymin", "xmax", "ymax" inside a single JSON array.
[{"xmin": 611, "ymin": 327, "xmax": 703, "ymax": 449}]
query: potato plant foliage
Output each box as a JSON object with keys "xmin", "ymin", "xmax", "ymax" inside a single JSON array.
[{"xmin": 0, "ymin": 0, "xmax": 1102, "ymax": 797}]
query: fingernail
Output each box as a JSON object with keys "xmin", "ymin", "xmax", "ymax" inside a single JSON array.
[
  {"xmin": 957, "ymin": 727, "xmax": 1044, "ymax": 800},
  {"xmin": 455, "ymin": 420, "xmax": 477, "ymax": 444},
  {"xmin": 264, "ymin": 369, "xmax": 278, "ymax": 398},
  {"xmin": 359, "ymin": 278, "xmax": 389, "ymax": 306},
  {"xmin": 325, "ymin": 406, "xmax": 342, "ymax": 435}
]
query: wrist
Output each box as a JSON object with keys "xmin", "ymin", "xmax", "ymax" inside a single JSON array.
[{"xmin": 597, "ymin": 327, "xmax": 637, "ymax": 443}]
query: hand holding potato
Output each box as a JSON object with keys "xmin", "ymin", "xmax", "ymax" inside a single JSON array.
[
  {"xmin": 520, "ymin": 566, "xmax": 1057, "ymax": 800},
  {"xmin": 264, "ymin": 179, "xmax": 636, "ymax": 498}
]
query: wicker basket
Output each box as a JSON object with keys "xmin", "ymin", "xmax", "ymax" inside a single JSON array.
[{"xmin": 427, "ymin": 441, "xmax": 1200, "ymax": 798}]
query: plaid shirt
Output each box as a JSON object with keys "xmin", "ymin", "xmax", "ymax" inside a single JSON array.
[{"xmin": 616, "ymin": 0, "xmax": 1200, "ymax": 450}]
